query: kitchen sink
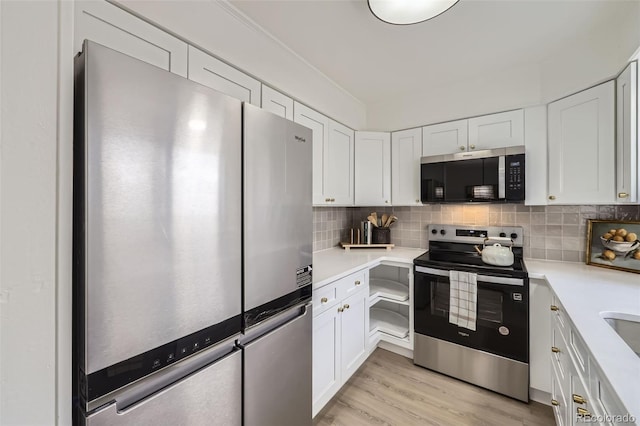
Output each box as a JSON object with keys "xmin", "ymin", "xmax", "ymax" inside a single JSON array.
[{"xmin": 601, "ymin": 312, "xmax": 640, "ymax": 357}]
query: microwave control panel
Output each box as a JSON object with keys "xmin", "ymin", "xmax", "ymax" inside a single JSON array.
[{"xmin": 505, "ymin": 153, "xmax": 525, "ymax": 200}]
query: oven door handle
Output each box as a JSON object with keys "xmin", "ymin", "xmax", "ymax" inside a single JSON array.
[{"xmin": 415, "ymin": 266, "xmax": 524, "ymax": 286}]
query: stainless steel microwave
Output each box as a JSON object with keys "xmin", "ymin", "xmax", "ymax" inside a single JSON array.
[{"xmin": 420, "ymin": 146, "xmax": 525, "ymax": 203}]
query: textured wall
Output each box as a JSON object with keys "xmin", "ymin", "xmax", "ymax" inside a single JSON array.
[{"xmin": 314, "ymin": 204, "xmax": 640, "ymax": 263}]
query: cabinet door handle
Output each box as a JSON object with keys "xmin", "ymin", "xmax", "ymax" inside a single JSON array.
[
  {"xmin": 550, "ymin": 305, "xmax": 559, "ymax": 311},
  {"xmin": 618, "ymin": 192, "xmax": 629, "ymax": 198},
  {"xmin": 325, "ymin": 198, "xmax": 331, "ymax": 202},
  {"xmin": 551, "ymin": 347, "xmax": 560, "ymax": 353},
  {"xmin": 548, "ymin": 195, "xmax": 556, "ymax": 200},
  {"xmin": 330, "ymin": 198, "xmax": 335, "ymax": 202},
  {"xmin": 572, "ymin": 394, "xmax": 586, "ymax": 404},
  {"xmin": 551, "ymin": 399, "xmax": 559, "ymax": 406},
  {"xmin": 459, "ymin": 146, "xmax": 466, "ymax": 151},
  {"xmin": 338, "ymin": 306, "xmax": 344, "ymax": 313},
  {"xmin": 343, "ymin": 304, "xmax": 350, "ymax": 310},
  {"xmin": 321, "ymin": 297, "xmax": 328, "ymax": 303},
  {"xmin": 469, "ymin": 144, "xmax": 475, "ymax": 150},
  {"xmin": 385, "ymin": 200, "xmax": 389, "ymax": 204},
  {"xmin": 576, "ymin": 407, "xmax": 591, "ymax": 418},
  {"xmin": 416, "ymin": 199, "xmax": 420, "ymax": 203},
  {"xmin": 355, "ymin": 280, "xmax": 361, "ymax": 286}
]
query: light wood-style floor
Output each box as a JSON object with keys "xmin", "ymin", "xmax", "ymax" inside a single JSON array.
[{"xmin": 313, "ymin": 348, "xmax": 555, "ymax": 426}]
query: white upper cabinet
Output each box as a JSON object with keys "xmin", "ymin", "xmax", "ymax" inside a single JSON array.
[
  {"xmin": 355, "ymin": 132, "xmax": 391, "ymax": 206},
  {"xmin": 422, "ymin": 110, "xmax": 524, "ymax": 156},
  {"xmin": 548, "ymin": 81, "xmax": 615, "ymax": 204},
  {"xmin": 616, "ymin": 62, "xmax": 638, "ymax": 204},
  {"xmin": 294, "ymin": 102, "xmax": 330, "ymax": 205},
  {"xmin": 523, "ymin": 106, "xmax": 548, "ymax": 205},
  {"xmin": 392, "ymin": 128, "xmax": 422, "ymax": 206},
  {"xmin": 261, "ymin": 85, "xmax": 294, "ymax": 120},
  {"xmin": 294, "ymin": 103, "xmax": 354, "ymax": 206},
  {"xmin": 327, "ymin": 121, "xmax": 355, "ymax": 206},
  {"xmin": 187, "ymin": 46, "xmax": 261, "ymax": 106},
  {"xmin": 74, "ymin": 0, "xmax": 188, "ymax": 77},
  {"xmin": 422, "ymin": 120, "xmax": 468, "ymax": 156},
  {"xmin": 468, "ymin": 110, "xmax": 524, "ymax": 150}
]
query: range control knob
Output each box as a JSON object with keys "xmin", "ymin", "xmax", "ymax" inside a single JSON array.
[
  {"xmin": 510, "ymin": 233, "xmax": 518, "ymax": 240},
  {"xmin": 499, "ymin": 232, "xmax": 506, "ymax": 237},
  {"xmin": 431, "ymin": 229, "xmax": 438, "ymax": 234},
  {"xmin": 440, "ymin": 229, "xmax": 446, "ymax": 235}
]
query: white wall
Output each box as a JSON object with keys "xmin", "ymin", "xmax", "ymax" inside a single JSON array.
[
  {"xmin": 367, "ymin": 2, "xmax": 640, "ymax": 131},
  {"xmin": 367, "ymin": 62, "xmax": 543, "ymax": 131},
  {"xmin": 115, "ymin": 0, "xmax": 367, "ymax": 130},
  {"xmin": 0, "ymin": 1, "xmax": 59, "ymax": 424}
]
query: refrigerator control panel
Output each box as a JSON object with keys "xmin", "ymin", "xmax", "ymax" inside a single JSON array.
[{"xmin": 83, "ymin": 314, "xmax": 241, "ymax": 402}]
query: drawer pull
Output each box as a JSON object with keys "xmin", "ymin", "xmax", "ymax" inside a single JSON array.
[
  {"xmin": 551, "ymin": 347, "xmax": 560, "ymax": 353},
  {"xmin": 576, "ymin": 407, "xmax": 591, "ymax": 418},
  {"xmin": 550, "ymin": 305, "xmax": 559, "ymax": 311},
  {"xmin": 548, "ymin": 195, "xmax": 556, "ymax": 200},
  {"xmin": 572, "ymin": 394, "xmax": 586, "ymax": 405},
  {"xmin": 343, "ymin": 304, "xmax": 350, "ymax": 310},
  {"xmin": 355, "ymin": 280, "xmax": 361, "ymax": 286},
  {"xmin": 338, "ymin": 307, "xmax": 344, "ymax": 313},
  {"xmin": 618, "ymin": 192, "xmax": 629, "ymax": 198},
  {"xmin": 551, "ymin": 399, "xmax": 559, "ymax": 406},
  {"xmin": 321, "ymin": 297, "xmax": 328, "ymax": 304}
]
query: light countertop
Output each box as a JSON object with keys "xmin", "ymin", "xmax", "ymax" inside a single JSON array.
[
  {"xmin": 312, "ymin": 248, "xmax": 639, "ymax": 419},
  {"xmin": 312, "ymin": 247, "xmax": 425, "ymax": 289},
  {"xmin": 525, "ymin": 259, "xmax": 640, "ymax": 421}
]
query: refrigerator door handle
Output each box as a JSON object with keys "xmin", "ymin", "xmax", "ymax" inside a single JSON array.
[
  {"xmin": 108, "ymin": 339, "xmax": 239, "ymax": 413},
  {"xmin": 240, "ymin": 302, "xmax": 310, "ymax": 347}
]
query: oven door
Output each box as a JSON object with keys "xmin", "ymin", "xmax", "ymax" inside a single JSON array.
[{"xmin": 414, "ymin": 265, "xmax": 528, "ymax": 363}]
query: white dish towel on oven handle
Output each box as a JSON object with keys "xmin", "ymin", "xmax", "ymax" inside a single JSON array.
[{"xmin": 448, "ymin": 270, "xmax": 478, "ymax": 331}]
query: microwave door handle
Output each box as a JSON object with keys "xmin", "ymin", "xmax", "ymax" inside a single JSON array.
[{"xmin": 498, "ymin": 156, "xmax": 505, "ymax": 199}]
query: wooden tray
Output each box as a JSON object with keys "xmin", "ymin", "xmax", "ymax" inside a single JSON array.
[{"xmin": 340, "ymin": 242, "xmax": 394, "ymax": 251}]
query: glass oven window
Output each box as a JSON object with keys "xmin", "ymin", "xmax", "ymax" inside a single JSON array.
[{"xmin": 431, "ymin": 281, "xmax": 503, "ymax": 324}]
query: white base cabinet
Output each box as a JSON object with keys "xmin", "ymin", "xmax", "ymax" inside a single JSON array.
[
  {"xmin": 549, "ymin": 292, "xmax": 629, "ymax": 426},
  {"xmin": 312, "ymin": 269, "xmax": 369, "ymax": 417}
]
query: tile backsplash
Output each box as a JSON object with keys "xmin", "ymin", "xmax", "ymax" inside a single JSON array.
[{"xmin": 313, "ymin": 204, "xmax": 640, "ymax": 263}]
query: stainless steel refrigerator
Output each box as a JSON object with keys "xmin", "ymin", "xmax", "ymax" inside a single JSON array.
[{"xmin": 73, "ymin": 41, "xmax": 312, "ymax": 425}]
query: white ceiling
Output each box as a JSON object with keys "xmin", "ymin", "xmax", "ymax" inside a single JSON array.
[{"xmin": 229, "ymin": 0, "xmax": 640, "ymax": 105}]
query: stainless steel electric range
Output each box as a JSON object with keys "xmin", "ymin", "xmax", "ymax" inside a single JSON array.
[{"xmin": 413, "ymin": 224, "xmax": 529, "ymax": 402}]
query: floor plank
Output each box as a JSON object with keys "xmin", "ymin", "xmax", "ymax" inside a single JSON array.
[{"xmin": 313, "ymin": 348, "xmax": 555, "ymax": 426}]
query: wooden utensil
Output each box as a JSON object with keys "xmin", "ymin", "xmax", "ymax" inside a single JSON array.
[
  {"xmin": 381, "ymin": 214, "xmax": 388, "ymax": 228},
  {"xmin": 367, "ymin": 215, "xmax": 378, "ymax": 227},
  {"xmin": 387, "ymin": 215, "xmax": 398, "ymax": 227}
]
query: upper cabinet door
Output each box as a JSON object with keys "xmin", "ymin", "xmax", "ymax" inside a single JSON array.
[
  {"xmin": 548, "ymin": 81, "xmax": 615, "ymax": 204},
  {"xmin": 327, "ymin": 121, "xmax": 355, "ymax": 206},
  {"xmin": 422, "ymin": 119, "xmax": 468, "ymax": 156},
  {"xmin": 355, "ymin": 132, "xmax": 391, "ymax": 206},
  {"xmin": 616, "ymin": 62, "xmax": 638, "ymax": 204},
  {"xmin": 74, "ymin": 0, "xmax": 188, "ymax": 77},
  {"xmin": 523, "ymin": 106, "xmax": 548, "ymax": 206},
  {"xmin": 392, "ymin": 128, "xmax": 422, "ymax": 206},
  {"xmin": 187, "ymin": 46, "xmax": 261, "ymax": 106},
  {"xmin": 294, "ymin": 102, "xmax": 330, "ymax": 205},
  {"xmin": 261, "ymin": 85, "xmax": 294, "ymax": 120},
  {"xmin": 468, "ymin": 110, "xmax": 524, "ymax": 151}
]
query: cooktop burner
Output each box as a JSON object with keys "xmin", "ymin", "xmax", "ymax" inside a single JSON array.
[{"xmin": 414, "ymin": 224, "xmax": 528, "ymax": 279}]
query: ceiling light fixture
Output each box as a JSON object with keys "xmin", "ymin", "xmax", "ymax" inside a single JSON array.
[{"xmin": 368, "ymin": 0, "xmax": 459, "ymax": 25}]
